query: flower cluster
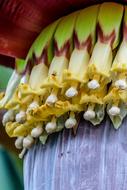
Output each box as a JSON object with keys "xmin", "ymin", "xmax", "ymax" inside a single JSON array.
[{"xmin": 1, "ymin": 2, "xmax": 127, "ymax": 158}]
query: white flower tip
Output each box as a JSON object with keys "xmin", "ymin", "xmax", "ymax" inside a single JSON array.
[
  {"xmin": 65, "ymin": 117, "xmax": 77, "ymax": 129},
  {"xmin": 45, "ymin": 122, "xmax": 56, "ymax": 133},
  {"xmin": 15, "ymin": 137, "xmax": 24, "ymax": 149},
  {"xmin": 27, "ymin": 102, "xmax": 39, "ymax": 113},
  {"xmin": 108, "ymin": 106, "xmax": 120, "ymax": 116},
  {"xmin": 23, "ymin": 135, "xmax": 34, "ymax": 149},
  {"xmin": 65, "ymin": 87, "xmax": 78, "ymax": 98},
  {"xmin": 2, "ymin": 110, "xmax": 15, "ymax": 126},
  {"xmin": 19, "ymin": 148, "xmax": 27, "ymax": 159},
  {"xmin": 15, "ymin": 111, "xmax": 26, "ymax": 123},
  {"xmin": 46, "ymin": 94, "xmax": 58, "ymax": 105},
  {"xmin": 87, "ymin": 80, "xmax": 100, "ymax": 89},
  {"xmin": 31, "ymin": 125, "xmax": 43, "ymax": 138},
  {"xmin": 83, "ymin": 110, "xmax": 95, "ymax": 120},
  {"xmin": 114, "ymin": 79, "xmax": 127, "ymax": 90}
]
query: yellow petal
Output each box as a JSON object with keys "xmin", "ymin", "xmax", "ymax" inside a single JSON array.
[
  {"xmin": 5, "ymin": 122, "xmax": 20, "ymax": 137},
  {"xmin": 104, "ymin": 87, "xmax": 120, "ymax": 103},
  {"xmin": 31, "ymin": 101, "xmax": 83, "ymax": 121},
  {"xmin": 13, "ymin": 122, "xmax": 34, "ymax": 137},
  {"xmin": 18, "ymin": 83, "xmax": 47, "ymax": 96},
  {"xmin": 5, "ymin": 88, "xmax": 33, "ymax": 110},
  {"xmin": 104, "ymin": 87, "xmax": 127, "ymax": 103},
  {"xmin": 80, "ymin": 87, "xmax": 107, "ymax": 104}
]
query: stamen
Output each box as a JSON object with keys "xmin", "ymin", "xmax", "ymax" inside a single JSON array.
[
  {"xmin": 2, "ymin": 110, "xmax": 15, "ymax": 126},
  {"xmin": 87, "ymin": 79, "xmax": 100, "ymax": 89},
  {"xmin": 27, "ymin": 101, "xmax": 39, "ymax": 113},
  {"xmin": 31, "ymin": 123, "xmax": 43, "ymax": 138},
  {"xmin": 65, "ymin": 117, "xmax": 77, "ymax": 128},
  {"xmin": 83, "ymin": 104, "xmax": 95, "ymax": 120},
  {"xmin": 15, "ymin": 137, "xmax": 24, "ymax": 149},
  {"xmin": 114, "ymin": 79, "xmax": 127, "ymax": 90},
  {"xmin": 45, "ymin": 117, "xmax": 57, "ymax": 133},
  {"xmin": 15, "ymin": 111, "xmax": 26, "ymax": 123},
  {"xmin": 108, "ymin": 106, "xmax": 120, "ymax": 116},
  {"xmin": 23, "ymin": 135, "xmax": 34, "ymax": 149},
  {"xmin": 19, "ymin": 148, "xmax": 27, "ymax": 159},
  {"xmin": 46, "ymin": 94, "xmax": 58, "ymax": 106},
  {"xmin": 83, "ymin": 110, "xmax": 95, "ymax": 120},
  {"xmin": 65, "ymin": 87, "xmax": 78, "ymax": 98}
]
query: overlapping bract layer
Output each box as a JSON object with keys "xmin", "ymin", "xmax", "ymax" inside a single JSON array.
[{"xmin": 1, "ymin": 2, "xmax": 127, "ymax": 157}]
